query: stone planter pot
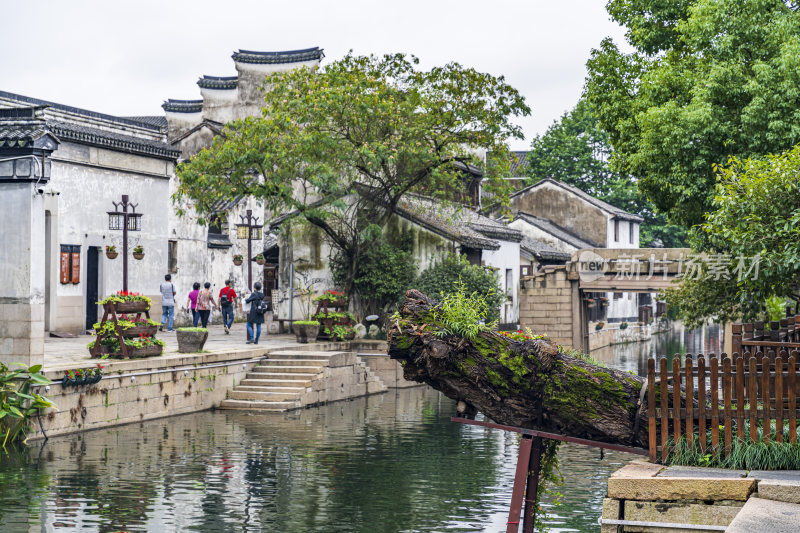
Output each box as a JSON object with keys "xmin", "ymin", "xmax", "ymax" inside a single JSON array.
[
  {"xmin": 294, "ymin": 323, "xmax": 320, "ymax": 344},
  {"xmin": 114, "ymin": 301, "xmax": 149, "ymax": 314},
  {"xmin": 176, "ymin": 330, "xmax": 208, "ymax": 353},
  {"xmin": 106, "ymin": 251, "xmax": 118, "ymax": 259},
  {"xmin": 122, "ymin": 324, "xmax": 158, "ymax": 338},
  {"xmin": 133, "ymin": 252, "xmax": 145, "ymax": 260},
  {"xmin": 129, "ymin": 345, "xmax": 163, "ymax": 358},
  {"xmin": 233, "ymin": 258, "xmax": 243, "ymax": 266}
]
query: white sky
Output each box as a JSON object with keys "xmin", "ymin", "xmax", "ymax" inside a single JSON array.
[{"xmin": 1, "ymin": 0, "xmax": 627, "ymax": 150}]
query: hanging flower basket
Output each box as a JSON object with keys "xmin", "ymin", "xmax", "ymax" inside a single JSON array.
[
  {"xmin": 233, "ymin": 254, "xmax": 244, "ymax": 266},
  {"xmin": 105, "ymin": 245, "xmax": 118, "ymax": 259},
  {"xmin": 255, "ymin": 253, "xmax": 266, "ymax": 265},
  {"xmin": 132, "ymin": 245, "xmax": 144, "ymax": 260},
  {"xmin": 600, "ymin": 297, "xmax": 610, "ymax": 307},
  {"xmin": 586, "ymin": 299, "xmax": 596, "ymax": 309}
]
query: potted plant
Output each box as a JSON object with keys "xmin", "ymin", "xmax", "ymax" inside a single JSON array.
[
  {"xmin": 595, "ymin": 321, "xmax": 605, "ymax": 331},
  {"xmin": 586, "ymin": 298, "xmax": 596, "ymax": 309},
  {"xmin": 233, "ymin": 254, "xmax": 244, "ymax": 266},
  {"xmin": 176, "ymin": 327, "xmax": 209, "ymax": 353},
  {"xmin": 132, "ymin": 245, "xmax": 144, "ymax": 260},
  {"xmin": 294, "ymin": 320, "xmax": 320, "ymax": 343},
  {"xmin": 619, "ymin": 321, "xmax": 629, "ymax": 330},
  {"xmin": 99, "ymin": 291, "xmax": 151, "ymax": 314},
  {"xmin": 105, "ymin": 245, "xmax": 118, "ymax": 259},
  {"xmin": 124, "ymin": 334, "xmax": 165, "ymax": 358},
  {"xmin": 254, "ymin": 253, "xmax": 266, "ymax": 265},
  {"xmin": 600, "ymin": 296, "xmax": 609, "ymax": 307},
  {"xmin": 119, "ymin": 316, "xmax": 159, "ymax": 338},
  {"xmin": 313, "ymin": 290, "xmax": 348, "ymax": 308}
]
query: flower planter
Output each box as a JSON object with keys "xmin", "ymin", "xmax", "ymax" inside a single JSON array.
[
  {"xmin": 255, "ymin": 257, "xmax": 265, "ymax": 265},
  {"xmin": 345, "ymin": 330, "xmax": 356, "ymax": 341},
  {"xmin": 114, "ymin": 301, "xmax": 149, "ymax": 314},
  {"xmin": 176, "ymin": 330, "xmax": 208, "ymax": 353},
  {"xmin": 233, "ymin": 258, "xmax": 243, "ymax": 266},
  {"xmin": 586, "ymin": 301, "xmax": 596, "ymax": 309},
  {"xmin": 294, "ymin": 323, "xmax": 320, "ymax": 344},
  {"xmin": 133, "ymin": 252, "xmax": 145, "ymax": 260},
  {"xmin": 129, "ymin": 345, "xmax": 163, "ymax": 358},
  {"xmin": 106, "ymin": 251, "xmax": 118, "ymax": 259},
  {"xmin": 122, "ymin": 324, "xmax": 158, "ymax": 338}
]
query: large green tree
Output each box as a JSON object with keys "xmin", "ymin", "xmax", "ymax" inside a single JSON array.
[
  {"xmin": 585, "ymin": 0, "xmax": 800, "ymax": 227},
  {"xmin": 664, "ymin": 144, "xmax": 800, "ymax": 327},
  {"xmin": 526, "ymin": 99, "xmax": 686, "ymax": 247},
  {"xmin": 175, "ymin": 53, "xmax": 529, "ymax": 294}
]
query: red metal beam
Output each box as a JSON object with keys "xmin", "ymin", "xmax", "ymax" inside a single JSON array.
[
  {"xmin": 506, "ymin": 435, "xmax": 532, "ymax": 533},
  {"xmin": 451, "ymin": 417, "xmax": 648, "ymax": 456}
]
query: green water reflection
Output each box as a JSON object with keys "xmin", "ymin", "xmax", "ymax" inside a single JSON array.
[{"xmin": 0, "ymin": 323, "xmax": 717, "ymax": 532}]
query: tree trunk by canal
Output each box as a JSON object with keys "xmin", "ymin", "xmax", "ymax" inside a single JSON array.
[{"xmin": 388, "ymin": 290, "xmax": 649, "ymax": 447}]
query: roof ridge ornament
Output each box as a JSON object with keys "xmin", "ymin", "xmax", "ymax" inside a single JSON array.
[
  {"xmin": 197, "ymin": 76, "xmax": 238, "ymax": 90},
  {"xmin": 161, "ymin": 100, "xmax": 203, "ymax": 113},
  {"xmin": 231, "ymin": 47, "xmax": 324, "ymax": 65}
]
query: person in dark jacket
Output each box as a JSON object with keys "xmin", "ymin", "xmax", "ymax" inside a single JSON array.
[{"xmin": 245, "ymin": 282, "xmax": 266, "ymax": 344}]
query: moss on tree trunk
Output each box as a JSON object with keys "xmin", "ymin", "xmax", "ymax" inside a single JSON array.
[{"xmin": 388, "ymin": 290, "xmax": 648, "ymax": 447}]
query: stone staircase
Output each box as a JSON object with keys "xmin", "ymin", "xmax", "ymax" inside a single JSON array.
[{"xmin": 219, "ymin": 349, "xmax": 384, "ymax": 411}]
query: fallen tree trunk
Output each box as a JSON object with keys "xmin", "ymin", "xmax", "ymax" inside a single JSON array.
[{"xmin": 388, "ymin": 290, "xmax": 649, "ymax": 447}]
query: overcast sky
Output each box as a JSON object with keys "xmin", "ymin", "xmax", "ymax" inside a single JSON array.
[{"xmin": 1, "ymin": 0, "xmax": 627, "ymax": 150}]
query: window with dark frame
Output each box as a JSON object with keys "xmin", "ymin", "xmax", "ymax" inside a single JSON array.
[
  {"xmin": 614, "ymin": 219, "xmax": 619, "ymax": 242},
  {"xmin": 59, "ymin": 244, "xmax": 81, "ymax": 284},
  {"xmin": 168, "ymin": 240, "xmax": 178, "ymax": 273},
  {"xmin": 208, "ymin": 212, "xmax": 227, "ymax": 235},
  {"xmin": 630, "ymin": 223, "xmax": 634, "ymax": 244}
]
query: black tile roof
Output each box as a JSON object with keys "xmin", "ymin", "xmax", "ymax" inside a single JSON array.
[
  {"xmin": 0, "ymin": 110, "xmax": 51, "ymax": 148},
  {"xmin": 520, "ymin": 236, "xmax": 570, "ymax": 262},
  {"xmin": 509, "ymin": 151, "xmax": 529, "ymax": 176},
  {"xmin": 514, "ymin": 211, "xmax": 595, "ymax": 250},
  {"xmin": 0, "ymin": 90, "xmax": 164, "ymax": 131},
  {"xmin": 162, "ymin": 99, "xmax": 203, "ymax": 113},
  {"xmin": 511, "ymin": 178, "xmax": 643, "ymax": 222},
  {"xmin": 197, "ymin": 76, "xmax": 238, "ymax": 90},
  {"xmin": 48, "ymin": 120, "xmax": 180, "ymax": 161},
  {"xmin": 121, "ymin": 115, "xmax": 168, "ymax": 128},
  {"xmin": 232, "ymin": 47, "xmax": 324, "ymax": 65}
]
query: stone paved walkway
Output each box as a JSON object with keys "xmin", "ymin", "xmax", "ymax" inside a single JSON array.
[{"xmin": 44, "ymin": 323, "xmax": 299, "ymax": 371}]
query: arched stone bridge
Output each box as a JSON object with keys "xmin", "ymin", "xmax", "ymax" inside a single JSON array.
[{"xmin": 519, "ymin": 248, "xmax": 690, "ymax": 353}]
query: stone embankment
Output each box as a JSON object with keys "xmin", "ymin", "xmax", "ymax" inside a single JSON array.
[{"xmin": 602, "ymin": 460, "xmax": 800, "ymax": 532}]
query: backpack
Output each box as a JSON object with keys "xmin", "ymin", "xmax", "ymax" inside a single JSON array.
[
  {"xmin": 220, "ymin": 287, "xmax": 231, "ymax": 306},
  {"xmin": 255, "ymin": 298, "xmax": 269, "ymax": 315}
]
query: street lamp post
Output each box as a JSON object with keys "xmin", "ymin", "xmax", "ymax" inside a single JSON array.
[
  {"xmin": 236, "ymin": 209, "xmax": 263, "ymax": 290},
  {"xmin": 108, "ymin": 194, "xmax": 142, "ymax": 291}
]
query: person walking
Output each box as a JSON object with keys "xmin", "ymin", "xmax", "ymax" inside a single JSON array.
[
  {"xmin": 245, "ymin": 282, "xmax": 266, "ymax": 344},
  {"xmin": 186, "ymin": 282, "xmax": 201, "ymax": 327},
  {"xmin": 159, "ymin": 274, "xmax": 176, "ymax": 332},
  {"xmin": 197, "ymin": 282, "xmax": 218, "ymax": 328},
  {"xmin": 219, "ymin": 280, "xmax": 237, "ymax": 334}
]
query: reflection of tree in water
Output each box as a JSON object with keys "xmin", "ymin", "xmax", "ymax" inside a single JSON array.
[
  {"xmin": 237, "ymin": 392, "xmax": 505, "ymax": 533},
  {"xmin": 0, "ymin": 444, "xmax": 51, "ymax": 528}
]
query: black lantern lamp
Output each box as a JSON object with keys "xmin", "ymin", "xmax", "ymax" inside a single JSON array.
[
  {"xmin": 236, "ymin": 209, "xmax": 263, "ymax": 290},
  {"xmin": 107, "ymin": 195, "xmax": 143, "ymax": 291}
]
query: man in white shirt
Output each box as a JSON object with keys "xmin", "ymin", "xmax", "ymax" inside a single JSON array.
[{"xmin": 159, "ymin": 274, "xmax": 177, "ymax": 332}]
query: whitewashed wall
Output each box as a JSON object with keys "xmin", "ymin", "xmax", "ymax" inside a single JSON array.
[{"xmin": 480, "ymin": 240, "xmax": 521, "ymax": 324}]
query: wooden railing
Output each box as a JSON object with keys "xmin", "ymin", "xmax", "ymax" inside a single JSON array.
[{"xmin": 646, "ymin": 351, "xmax": 799, "ymax": 463}]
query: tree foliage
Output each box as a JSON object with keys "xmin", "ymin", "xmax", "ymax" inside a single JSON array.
[
  {"xmin": 526, "ymin": 99, "xmax": 686, "ymax": 247},
  {"xmin": 585, "ymin": 0, "xmax": 800, "ymax": 227},
  {"xmin": 330, "ymin": 225, "xmax": 416, "ymax": 319},
  {"xmin": 663, "ymin": 144, "xmax": 800, "ymax": 326},
  {"xmin": 174, "ymin": 53, "xmax": 530, "ymax": 293},
  {"xmin": 413, "ymin": 254, "xmax": 504, "ymax": 323}
]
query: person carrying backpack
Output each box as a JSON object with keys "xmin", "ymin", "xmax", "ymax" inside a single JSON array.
[
  {"xmin": 218, "ymin": 280, "xmax": 237, "ymax": 334},
  {"xmin": 245, "ymin": 281, "xmax": 267, "ymax": 344}
]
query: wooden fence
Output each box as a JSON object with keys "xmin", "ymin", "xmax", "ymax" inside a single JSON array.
[{"xmin": 646, "ymin": 351, "xmax": 799, "ymax": 462}]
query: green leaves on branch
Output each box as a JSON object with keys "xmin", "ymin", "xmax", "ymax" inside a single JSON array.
[
  {"xmin": 663, "ymin": 145, "xmax": 800, "ymax": 326},
  {"xmin": 430, "ymin": 282, "xmax": 499, "ymax": 340},
  {"xmin": 0, "ymin": 362, "xmax": 54, "ymax": 448},
  {"xmin": 585, "ymin": 0, "xmax": 800, "ymax": 228}
]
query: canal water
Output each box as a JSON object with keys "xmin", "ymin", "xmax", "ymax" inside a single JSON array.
[{"xmin": 0, "ymin": 324, "xmax": 721, "ymax": 532}]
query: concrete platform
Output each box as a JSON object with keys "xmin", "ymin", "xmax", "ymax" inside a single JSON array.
[{"xmin": 726, "ymin": 497, "xmax": 800, "ymax": 533}]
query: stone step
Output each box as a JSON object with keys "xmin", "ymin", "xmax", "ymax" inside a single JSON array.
[
  {"xmin": 235, "ymin": 385, "xmax": 305, "ymax": 393},
  {"xmin": 219, "ymin": 399, "xmax": 296, "ymax": 411},
  {"xmin": 229, "ymin": 390, "xmax": 302, "ymax": 401},
  {"xmin": 264, "ymin": 354, "xmax": 333, "ymax": 361},
  {"xmin": 756, "ymin": 479, "xmax": 800, "ymax": 505},
  {"xmin": 240, "ymin": 378, "xmax": 310, "ymax": 387},
  {"xmin": 250, "ymin": 365, "xmax": 324, "ymax": 374},
  {"xmin": 726, "ymin": 497, "xmax": 800, "ymax": 533},
  {"xmin": 246, "ymin": 371, "xmax": 318, "ymax": 380},
  {"xmin": 268, "ymin": 350, "xmax": 349, "ymax": 358},
  {"xmin": 255, "ymin": 359, "xmax": 327, "ymax": 367}
]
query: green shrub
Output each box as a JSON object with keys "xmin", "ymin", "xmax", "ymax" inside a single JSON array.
[
  {"xmin": 430, "ymin": 282, "xmax": 498, "ymax": 340},
  {"xmin": 294, "ymin": 320, "xmax": 320, "ymax": 326},
  {"xmin": 176, "ymin": 327, "xmax": 208, "ymax": 332},
  {"xmin": 414, "ymin": 254, "xmax": 503, "ymax": 322},
  {"xmin": 1, "ymin": 362, "xmax": 54, "ymax": 447}
]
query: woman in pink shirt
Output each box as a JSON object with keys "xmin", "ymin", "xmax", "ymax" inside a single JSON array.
[{"xmin": 186, "ymin": 282, "xmax": 201, "ymax": 327}]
